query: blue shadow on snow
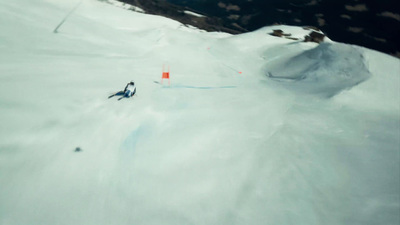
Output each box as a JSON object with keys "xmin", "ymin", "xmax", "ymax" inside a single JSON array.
[{"xmin": 163, "ymin": 85, "xmax": 236, "ymax": 89}]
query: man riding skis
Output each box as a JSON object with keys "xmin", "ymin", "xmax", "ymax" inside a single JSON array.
[
  {"xmin": 123, "ymin": 81, "xmax": 136, "ymax": 98},
  {"xmin": 108, "ymin": 81, "xmax": 136, "ymax": 100}
]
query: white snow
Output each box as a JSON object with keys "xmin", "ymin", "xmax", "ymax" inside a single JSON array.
[
  {"xmin": 0, "ymin": 0, "xmax": 399, "ymax": 225},
  {"xmin": 184, "ymin": 10, "xmax": 206, "ymax": 18},
  {"xmin": 105, "ymin": 0, "xmax": 145, "ymax": 13}
]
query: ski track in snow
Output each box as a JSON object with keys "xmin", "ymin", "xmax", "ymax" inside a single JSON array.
[{"xmin": 0, "ymin": 0, "xmax": 399, "ymax": 225}]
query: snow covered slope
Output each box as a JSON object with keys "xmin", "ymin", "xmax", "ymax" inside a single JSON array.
[{"xmin": 0, "ymin": 0, "xmax": 399, "ymax": 225}]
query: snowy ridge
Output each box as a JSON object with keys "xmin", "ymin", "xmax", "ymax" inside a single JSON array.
[
  {"xmin": 0, "ymin": 0, "xmax": 399, "ymax": 225},
  {"xmin": 104, "ymin": 0, "xmax": 145, "ymax": 13}
]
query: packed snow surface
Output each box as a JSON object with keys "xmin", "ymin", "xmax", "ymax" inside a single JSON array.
[{"xmin": 0, "ymin": 0, "xmax": 399, "ymax": 225}]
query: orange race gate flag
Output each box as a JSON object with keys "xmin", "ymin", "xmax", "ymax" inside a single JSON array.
[{"xmin": 161, "ymin": 65, "xmax": 170, "ymax": 85}]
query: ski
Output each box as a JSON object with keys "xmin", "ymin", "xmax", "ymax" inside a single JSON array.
[
  {"xmin": 108, "ymin": 91, "xmax": 124, "ymax": 99},
  {"xmin": 117, "ymin": 95, "xmax": 137, "ymax": 101}
]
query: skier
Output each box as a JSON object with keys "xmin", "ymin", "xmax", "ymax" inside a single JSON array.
[
  {"xmin": 108, "ymin": 81, "xmax": 136, "ymax": 100},
  {"xmin": 123, "ymin": 81, "xmax": 136, "ymax": 98}
]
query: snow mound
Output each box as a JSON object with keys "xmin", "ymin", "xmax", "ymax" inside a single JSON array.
[{"xmin": 266, "ymin": 42, "xmax": 371, "ymax": 97}]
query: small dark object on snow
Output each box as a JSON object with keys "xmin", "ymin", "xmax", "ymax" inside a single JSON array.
[
  {"xmin": 285, "ymin": 37, "xmax": 299, "ymax": 41},
  {"xmin": 270, "ymin": 30, "xmax": 292, "ymax": 38},
  {"xmin": 304, "ymin": 31, "xmax": 325, "ymax": 43},
  {"xmin": 75, "ymin": 147, "xmax": 82, "ymax": 152},
  {"xmin": 270, "ymin": 29, "xmax": 284, "ymax": 37}
]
